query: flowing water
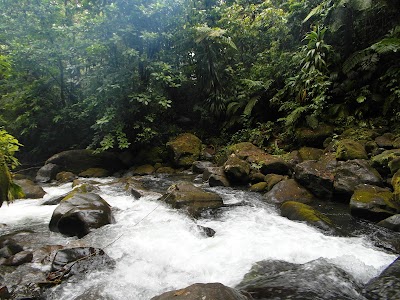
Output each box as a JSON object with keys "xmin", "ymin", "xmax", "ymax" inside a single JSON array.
[{"xmin": 0, "ymin": 175, "xmax": 397, "ymax": 299}]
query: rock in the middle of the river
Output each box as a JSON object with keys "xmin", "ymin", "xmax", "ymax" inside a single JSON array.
[
  {"xmin": 160, "ymin": 182, "xmax": 223, "ymax": 217},
  {"xmin": 49, "ymin": 193, "xmax": 114, "ymax": 238}
]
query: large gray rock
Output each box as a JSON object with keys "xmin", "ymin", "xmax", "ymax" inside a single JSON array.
[
  {"xmin": 334, "ymin": 160, "xmax": 383, "ymax": 197},
  {"xmin": 294, "ymin": 160, "xmax": 335, "ymax": 199},
  {"xmin": 160, "ymin": 182, "xmax": 223, "ymax": 217},
  {"xmin": 203, "ymin": 167, "xmax": 230, "ymax": 187},
  {"xmin": 264, "ymin": 179, "xmax": 316, "ymax": 204},
  {"xmin": 46, "ymin": 149, "xmax": 125, "ymax": 174},
  {"xmin": 151, "ymin": 283, "xmax": 251, "ymax": 300},
  {"xmin": 36, "ymin": 163, "xmax": 60, "ymax": 183},
  {"xmin": 236, "ymin": 258, "xmax": 363, "ymax": 300},
  {"xmin": 49, "ymin": 193, "xmax": 114, "ymax": 238},
  {"xmin": 364, "ymin": 257, "xmax": 400, "ymax": 300},
  {"xmin": 13, "ymin": 179, "xmax": 46, "ymax": 199},
  {"xmin": 224, "ymin": 155, "xmax": 251, "ymax": 184}
]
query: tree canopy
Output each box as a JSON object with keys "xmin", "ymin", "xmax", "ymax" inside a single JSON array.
[{"xmin": 0, "ymin": 0, "xmax": 399, "ymax": 160}]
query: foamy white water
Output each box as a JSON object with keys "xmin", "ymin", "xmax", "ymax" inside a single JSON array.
[{"xmin": 0, "ymin": 177, "xmax": 397, "ymax": 299}]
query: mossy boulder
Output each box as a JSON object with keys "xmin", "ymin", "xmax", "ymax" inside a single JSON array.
[
  {"xmin": 336, "ymin": 139, "xmax": 368, "ymax": 161},
  {"xmin": 334, "ymin": 159, "xmax": 383, "ymax": 197},
  {"xmin": 160, "ymin": 182, "xmax": 223, "ymax": 217},
  {"xmin": 227, "ymin": 142, "xmax": 261, "ymax": 159},
  {"xmin": 392, "ymin": 170, "xmax": 400, "ymax": 203},
  {"xmin": 264, "ymin": 174, "xmax": 286, "ymax": 191},
  {"xmin": 45, "ymin": 149, "xmax": 125, "ymax": 174},
  {"xmin": 63, "ymin": 183, "xmax": 100, "ymax": 201},
  {"xmin": 151, "ymin": 283, "xmax": 251, "ymax": 300},
  {"xmin": 350, "ymin": 184, "xmax": 399, "ymax": 221},
  {"xmin": 280, "ymin": 201, "xmax": 337, "ymax": 234},
  {"xmin": 166, "ymin": 133, "xmax": 202, "ymax": 167},
  {"xmin": 132, "ymin": 164, "xmax": 155, "ymax": 175},
  {"xmin": 298, "ymin": 147, "xmax": 324, "ymax": 161},
  {"xmin": 294, "ymin": 160, "xmax": 335, "ymax": 199},
  {"xmin": 223, "ymin": 155, "xmax": 250, "ymax": 184},
  {"xmin": 49, "ymin": 193, "xmax": 114, "ymax": 238},
  {"xmin": 375, "ymin": 133, "xmax": 396, "ymax": 149},
  {"xmin": 0, "ymin": 157, "xmax": 12, "ymax": 206},
  {"xmin": 155, "ymin": 167, "xmax": 177, "ymax": 174},
  {"xmin": 133, "ymin": 146, "xmax": 167, "ymax": 165},
  {"xmin": 340, "ymin": 128, "xmax": 379, "ymax": 141},
  {"xmin": 295, "ymin": 124, "xmax": 333, "ymax": 147},
  {"xmin": 389, "ymin": 157, "xmax": 400, "ymax": 175},
  {"xmin": 371, "ymin": 149, "xmax": 400, "ymax": 175},
  {"xmin": 13, "ymin": 179, "xmax": 45, "ymax": 199},
  {"xmin": 249, "ymin": 182, "xmax": 268, "ymax": 192},
  {"xmin": 56, "ymin": 171, "xmax": 76, "ymax": 183},
  {"xmin": 264, "ymin": 179, "xmax": 316, "ymax": 204},
  {"xmin": 247, "ymin": 153, "xmax": 290, "ymax": 176},
  {"xmin": 79, "ymin": 168, "xmax": 109, "ymax": 178},
  {"xmin": 394, "ymin": 137, "xmax": 400, "ymax": 149}
]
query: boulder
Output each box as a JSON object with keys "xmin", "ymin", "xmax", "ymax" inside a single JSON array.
[
  {"xmin": 56, "ymin": 171, "xmax": 76, "ymax": 183},
  {"xmin": 203, "ymin": 167, "xmax": 230, "ymax": 187},
  {"xmin": 13, "ymin": 179, "xmax": 45, "ymax": 199},
  {"xmin": 192, "ymin": 161, "xmax": 214, "ymax": 174},
  {"xmin": 48, "ymin": 247, "xmax": 115, "ymax": 282},
  {"xmin": 371, "ymin": 149, "xmax": 400, "ymax": 176},
  {"xmin": 280, "ymin": 201, "xmax": 337, "ymax": 234},
  {"xmin": 36, "ymin": 163, "xmax": 60, "ymax": 183},
  {"xmin": 0, "ymin": 237, "xmax": 23, "ymax": 258},
  {"xmin": 294, "ymin": 160, "xmax": 335, "ymax": 199},
  {"xmin": 155, "ymin": 166, "xmax": 177, "ymax": 174},
  {"xmin": 79, "ymin": 168, "xmax": 109, "ymax": 177},
  {"xmin": 334, "ymin": 160, "xmax": 383, "ymax": 197},
  {"xmin": 132, "ymin": 164, "xmax": 155, "ymax": 175},
  {"xmin": 249, "ymin": 171, "xmax": 266, "ymax": 184},
  {"xmin": 150, "ymin": 283, "xmax": 251, "ymax": 300},
  {"xmin": 264, "ymin": 174, "xmax": 286, "ymax": 191},
  {"xmin": 45, "ymin": 149, "xmax": 125, "ymax": 174},
  {"xmin": 393, "ymin": 170, "xmax": 400, "ymax": 201},
  {"xmin": 350, "ymin": 184, "xmax": 399, "ymax": 222},
  {"xmin": 2, "ymin": 250, "xmax": 33, "ymax": 266},
  {"xmin": 227, "ymin": 142, "xmax": 261, "ymax": 159},
  {"xmin": 236, "ymin": 258, "xmax": 363, "ymax": 300},
  {"xmin": 160, "ymin": 182, "xmax": 223, "ymax": 217},
  {"xmin": 264, "ymin": 179, "xmax": 316, "ymax": 205},
  {"xmin": 166, "ymin": 133, "xmax": 202, "ymax": 167},
  {"xmin": 377, "ymin": 215, "xmax": 400, "ymax": 232},
  {"xmin": 247, "ymin": 153, "xmax": 290, "ymax": 176},
  {"xmin": 364, "ymin": 257, "xmax": 400, "ymax": 300},
  {"xmin": 224, "ymin": 155, "xmax": 250, "ymax": 184},
  {"xmin": 389, "ymin": 157, "xmax": 400, "ymax": 175},
  {"xmin": 249, "ymin": 182, "xmax": 268, "ymax": 192},
  {"xmin": 295, "ymin": 124, "xmax": 333, "ymax": 147},
  {"xmin": 336, "ymin": 139, "xmax": 368, "ymax": 161},
  {"xmin": 394, "ymin": 137, "xmax": 400, "ymax": 149},
  {"xmin": 375, "ymin": 133, "xmax": 396, "ymax": 149},
  {"xmin": 298, "ymin": 147, "xmax": 324, "ymax": 161},
  {"xmin": 340, "ymin": 128, "xmax": 379, "ymax": 141},
  {"xmin": 49, "ymin": 193, "xmax": 114, "ymax": 238}
]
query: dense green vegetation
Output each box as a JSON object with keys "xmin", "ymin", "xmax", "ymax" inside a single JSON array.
[{"xmin": 0, "ymin": 0, "xmax": 399, "ymax": 161}]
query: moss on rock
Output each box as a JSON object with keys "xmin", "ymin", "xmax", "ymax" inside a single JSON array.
[
  {"xmin": 166, "ymin": 133, "xmax": 202, "ymax": 167},
  {"xmin": 336, "ymin": 139, "xmax": 368, "ymax": 161}
]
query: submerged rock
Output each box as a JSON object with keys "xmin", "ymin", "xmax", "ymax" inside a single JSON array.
[
  {"xmin": 236, "ymin": 258, "xmax": 364, "ymax": 300},
  {"xmin": 364, "ymin": 257, "xmax": 400, "ymax": 300},
  {"xmin": 49, "ymin": 193, "xmax": 114, "ymax": 238},
  {"xmin": 160, "ymin": 182, "xmax": 223, "ymax": 217},
  {"xmin": 151, "ymin": 283, "xmax": 251, "ymax": 300},
  {"xmin": 48, "ymin": 247, "xmax": 115, "ymax": 281}
]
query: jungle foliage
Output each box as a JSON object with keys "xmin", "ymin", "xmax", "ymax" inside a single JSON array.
[{"xmin": 0, "ymin": 0, "xmax": 399, "ymax": 160}]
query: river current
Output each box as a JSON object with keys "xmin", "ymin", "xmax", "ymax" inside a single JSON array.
[{"xmin": 0, "ymin": 175, "xmax": 397, "ymax": 299}]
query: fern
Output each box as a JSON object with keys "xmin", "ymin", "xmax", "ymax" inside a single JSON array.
[
  {"xmin": 280, "ymin": 106, "xmax": 308, "ymax": 127},
  {"xmin": 243, "ymin": 95, "xmax": 261, "ymax": 117},
  {"xmin": 371, "ymin": 37, "xmax": 400, "ymax": 54}
]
